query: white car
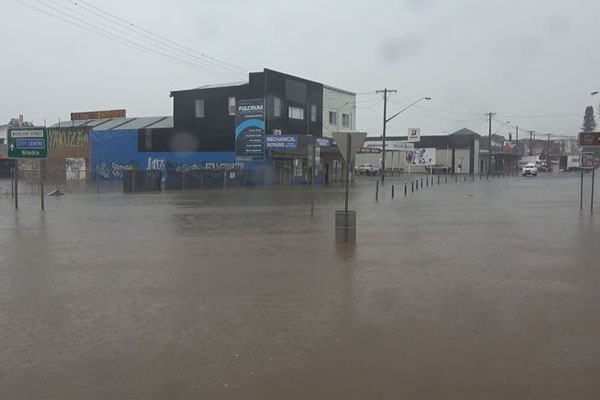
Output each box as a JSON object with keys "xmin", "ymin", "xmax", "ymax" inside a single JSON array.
[
  {"xmin": 522, "ymin": 163, "xmax": 538, "ymax": 177},
  {"xmin": 356, "ymin": 164, "xmax": 378, "ymax": 175}
]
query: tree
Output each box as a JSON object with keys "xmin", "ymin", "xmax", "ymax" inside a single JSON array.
[{"xmin": 582, "ymin": 105, "xmax": 596, "ymax": 132}]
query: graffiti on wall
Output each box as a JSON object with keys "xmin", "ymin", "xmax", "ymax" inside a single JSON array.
[
  {"xmin": 48, "ymin": 129, "xmax": 89, "ymax": 148},
  {"xmin": 95, "ymin": 159, "xmax": 246, "ymax": 180},
  {"xmin": 95, "ymin": 162, "xmax": 134, "ymax": 179}
]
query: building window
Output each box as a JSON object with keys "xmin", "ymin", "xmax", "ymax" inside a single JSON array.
[
  {"xmin": 274, "ymin": 97, "xmax": 282, "ymax": 117},
  {"xmin": 342, "ymin": 113, "xmax": 350, "ymax": 128},
  {"xmin": 311, "ymin": 104, "xmax": 317, "ymax": 122},
  {"xmin": 288, "ymin": 106, "xmax": 304, "ymax": 120},
  {"xmin": 145, "ymin": 130, "xmax": 152, "ymax": 151},
  {"xmin": 329, "ymin": 111, "xmax": 337, "ymax": 125},
  {"xmin": 228, "ymin": 97, "xmax": 236, "ymax": 116},
  {"xmin": 195, "ymin": 99, "xmax": 204, "ymax": 118}
]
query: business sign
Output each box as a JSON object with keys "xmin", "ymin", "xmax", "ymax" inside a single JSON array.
[
  {"xmin": 581, "ymin": 152, "xmax": 595, "ymax": 169},
  {"xmin": 71, "ymin": 109, "xmax": 126, "ymax": 120},
  {"xmin": 358, "ymin": 147, "xmax": 381, "ymax": 154},
  {"xmin": 7, "ymin": 127, "xmax": 48, "ymax": 159},
  {"xmin": 408, "ymin": 128, "xmax": 420, "ymax": 142},
  {"xmin": 316, "ymin": 138, "xmax": 331, "ymax": 147},
  {"xmin": 579, "ymin": 131, "xmax": 600, "ymax": 147},
  {"xmin": 362, "ymin": 141, "xmax": 414, "ymax": 151},
  {"xmin": 265, "ymin": 134, "xmax": 298, "ymax": 150},
  {"xmin": 407, "ymin": 148, "xmax": 435, "ymax": 165},
  {"xmin": 235, "ymin": 99, "xmax": 265, "ymax": 161}
]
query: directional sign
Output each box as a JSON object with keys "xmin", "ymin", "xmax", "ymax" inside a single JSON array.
[
  {"xmin": 581, "ymin": 152, "xmax": 595, "ymax": 169},
  {"xmin": 332, "ymin": 132, "xmax": 367, "ymax": 163},
  {"xmin": 579, "ymin": 132, "xmax": 600, "ymax": 147},
  {"xmin": 8, "ymin": 127, "xmax": 48, "ymax": 159}
]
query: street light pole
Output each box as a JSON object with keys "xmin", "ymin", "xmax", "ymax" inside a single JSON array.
[
  {"xmin": 376, "ymin": 92, "xmax": 431, "ymax": 182},
  {"xmin": 376, "ymin": 88, "xmax": 397, "ymax": 183},
  {"xmin": 487, "ymin": 112, "xmax": 496, "ymax": 176}
]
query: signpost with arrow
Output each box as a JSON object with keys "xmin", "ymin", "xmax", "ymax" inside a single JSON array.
[
  {"xmin": 332, "ymin": 131, "xmax": 367, "ymax": 243},
  {"xmin": 7, "ymin": 127, "xmax": 48, "ymax": 210}
]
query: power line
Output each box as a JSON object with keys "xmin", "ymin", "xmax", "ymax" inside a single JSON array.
[
  {"xmin": 68, "ymin": 0, "xmax": 248, "ymax": 75},
  {"xmin": 13, "ymin": 0, "xmax": 244, "ymax": 79},
  {"xmin": 497, "ymin": 113, "xmax": 581, "ymax": 118}
]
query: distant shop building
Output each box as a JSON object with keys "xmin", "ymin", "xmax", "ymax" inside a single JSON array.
[{"xmin": 357, "ymin": 128, "xmax": 524, "ymax": 174}]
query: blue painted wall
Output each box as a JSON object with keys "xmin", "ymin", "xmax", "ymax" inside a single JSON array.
[{"xmin": 90, "ymin": 129, "xmax": 258, "ymax": 181}]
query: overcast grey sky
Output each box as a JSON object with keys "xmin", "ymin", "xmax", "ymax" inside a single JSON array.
[{"xmin": 2, "ymin": 0, "xmax": 599, "ymax": 138}]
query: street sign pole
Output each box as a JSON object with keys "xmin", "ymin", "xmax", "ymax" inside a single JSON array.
[
  {"xmin": 40, "ymin": 160, "xmax": 45, "ymax": 211},
  {"xmin": 592, "ymin": 159, "xmax": 595, "ymax": 214},
  {"xmin": 14, "ymin": 160, "xmax": 19, "ymax": 209},
  {"xmin": 345, "ymin": 134, "xmax": 351, "ymax": 213},
  {"xmin": 580, "ymin": 169, "xmax": 584, "ymax": 211},
  {"xmin": 332, "ymin": 131, "xmax": 367, "ymax": 243}
]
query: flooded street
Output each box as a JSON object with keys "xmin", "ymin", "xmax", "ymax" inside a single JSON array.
[{"xmin": 1, "ymin": 174, "xmax": 600, "ymax": 399}]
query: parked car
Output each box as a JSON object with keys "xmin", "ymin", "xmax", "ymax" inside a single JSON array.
[
  {"xmin": 425, "ymin": 164, "xmax": 451, "ymax": 174},
  {"xmin": 538, "ymin": 162, "xmax": 552, "ymax": 172},
  {"xmin": 522, "ymin": 162, "xmax": 538, "ymax": 177},
  {"xmin": 356, "ymin": 164, "xmax": 379, "ymax": 175}
]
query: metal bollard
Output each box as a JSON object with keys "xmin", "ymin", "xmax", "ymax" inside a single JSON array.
[
  {"xmin": 421, "ymin": 178, "xmax": 424, "ymax": 188},
  {"xmin": 405, "ymin": 183, "xmax": 407, "ymax": 196},
  {"xmin": 426, "ymin": 178, "xmax": 429, "ymax": 187},
  {"xmin": 455, "ymin": 175, "xmax": 458, "ymax": 183},
  {"xmin": 375, "ymin": 180, "xmax": 379, "ymax": 202},
  {"xmin": 437, "ymin": 176, "xmax": 440, "ymax": 185},
  {"xmin": 445, "ymin": 176, "xmax": 448, "ymax": 184},
  {"xmin": 392, "ymin": 184, "xmax": 395, "ymax": 198},
  {"xmin": 311, "ymin": 200, "xmax": 314, "ymax": 217},
  {"xmin": 416, "ymin": 180, "xmax": 419, "ymax": 190},
  {"xmin": 412, "ymin": 181, "xmax": 414, "ymax": 193}
]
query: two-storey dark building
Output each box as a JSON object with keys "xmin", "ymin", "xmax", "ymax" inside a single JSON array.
[{"xmin": 169, "ymin": 68, "xmax": 324, "ymax": 152}]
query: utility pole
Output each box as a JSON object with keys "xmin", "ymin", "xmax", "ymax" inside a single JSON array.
[
  {"xmin": 487, "ymin": 112, "xmax": 496, "ymax": 176},
  {"xmin": 529, "ymin": 131, "xmax": 533, "ymax": 156},
  {"xmin": 546, "ymin": 133, "xmax": 551, "ymax": 164},
  {"xmin": 376, "ymin": 88, "xmax": 397, "ymax": 183}
]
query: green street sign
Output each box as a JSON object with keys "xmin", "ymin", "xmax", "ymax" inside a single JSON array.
[{"xmin": 7, "ymin": 127, "xmax": 48, "ymax": 159}]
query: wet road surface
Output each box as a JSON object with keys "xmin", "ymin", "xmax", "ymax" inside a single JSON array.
[{"xmin": 1, "ymin": 173, "xmax": 600, "ymax": 399}]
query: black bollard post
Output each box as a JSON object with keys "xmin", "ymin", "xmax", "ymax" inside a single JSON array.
[
  {"xmin": 416, "ymin": 180, "xmax": 419, "ymax": 190},
  {"xmin": 455, "ymin": 175, "xmax": 457, "ymax": 183},
  {"xmin": 464, "ymin": 175, "xmax": 467, "ymax": 182},
  {"xmin": 405, "ymin": 183, "xmax": 407, "ymax": 196},
  {"xmin": 421, "ymin": 177, "xmax": 424, "ymax": 188},
  {"xmin": 412, "ymin": 181, "xmax": 414, "ymax": 193},
  {"xmin": 426, "ymin": 178, "xmax": 429, "ymax": 187},
  {"xmin": 445, "ymin": 176, "xmax": 448, "ymax": 184},
  {"xmin": 375, "ymin": 180, "xmax": 379, "ymax": 202},
  {"xmin": 311, "ymin": 200, "xmax": 314, "ymax": 217},
  {"xmin": 392, "ymin": 184, "xmax": 395, "ymax": 199}
]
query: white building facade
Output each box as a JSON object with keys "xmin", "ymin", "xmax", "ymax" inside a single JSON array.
[{"xmin": 322, "ymin": 85, "xmax": 356, "ymax": 138}]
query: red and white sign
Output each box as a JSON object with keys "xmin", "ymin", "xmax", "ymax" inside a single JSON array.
[
  {"xmin": 579, "ymin": 132, "xmax": 600, "ymax": 147},
  {"xmin": 581, "ymin": 153, "xmax": 595, "ymax": 169},
  {"xmin": 408, "ymin": 128, "xmax": 420, "ymax": 142}
]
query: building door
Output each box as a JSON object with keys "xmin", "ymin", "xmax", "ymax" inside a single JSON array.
[{"xmin": 274, "ymin": 161, "xmax": 292, "ymax": 185}]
